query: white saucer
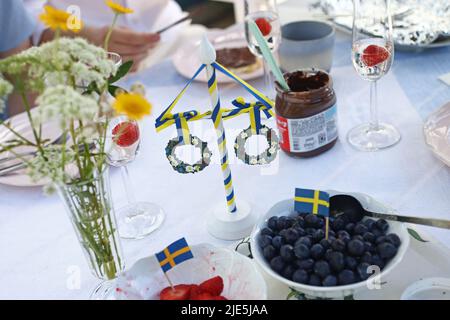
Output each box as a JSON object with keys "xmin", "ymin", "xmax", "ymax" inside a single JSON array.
[{"xmin": 423, "ymin": 102, "xmax": 450, "ymax": 167}]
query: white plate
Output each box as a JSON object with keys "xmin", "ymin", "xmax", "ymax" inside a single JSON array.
[
  {"xmin": 172, "ymin": 29, "xmax": 264, "ymax": 83},
  {"xmin": 0, "ymin": 110, "xmax": 60, "ymax": 187},
  {"xmin": 110, "ymin": 243, "xmax": 267, "ymax": 300},
  {"xmin": 250, "ymin": 190, "xmax": 410, "ymax": 299},
  {"xmin": 423, "ymin": 102, "xmax": 450, "ymax": 167},
  {"xmin": 401, "ymin": 277, "xmax": 450, "ymax": 300}
]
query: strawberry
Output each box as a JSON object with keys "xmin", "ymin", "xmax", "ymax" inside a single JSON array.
[
  {"xmin": 255, "ymin": 18, "xmax": 272, "ymax": 37},
  {"xmin": 160, "ymin": 284, "xmax": 192, "ymax": 300},
  {"xmin": 189, "ymin": 285, "xmax": 203, "ymax": 300},
  {"xmin": 199, "ymin": 276, "xmax": 224, "ymax": 296},
  {"xmin": 361, "ymin": 45, "xmax": 390, "ymax": 67},
  {"xmin": 112, "ymin": 122, "xmax": 140, "ymax": 147},
  {"xmin": 195, "ymin": 292, "xmax": 215, "ymax": 300}
]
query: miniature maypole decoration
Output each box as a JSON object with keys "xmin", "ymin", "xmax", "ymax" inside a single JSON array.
[{"xmin": 200, "ymin": 36, "xmax": 237, "ymax": 213}]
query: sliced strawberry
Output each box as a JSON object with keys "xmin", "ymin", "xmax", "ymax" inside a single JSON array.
[
  {"xmin": 160, "ymin": 284, "xmax": 192, "ymax": 300},
  {"xmin": 213, "ymin": 296, "xmax": 228, "ymax": 300},
  {"xmin": 199, "ymin": 276, "xmax": 224, "ymax": 296},
  {"xmin": 195, "ymin": 292, "xmax": 215, "ymax": 300},
  {"xmin": 361, "ymin": 44, "xmax": 390, "ymax": 67},
  {"xmin": 112, "ymin": 122, "xmax": 140, "ymax": 147},
  {"xmin": 255, "ymin": 18, "xmax": 272, "ymax": 37},
  {"xmin": 189, "ymin": 285, "xmax": 203, "ymax": 300}
]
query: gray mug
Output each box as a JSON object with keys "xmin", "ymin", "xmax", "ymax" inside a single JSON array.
[{"xmin": 279, "ymin": 21, "xmax": 335, "ymax": 73}]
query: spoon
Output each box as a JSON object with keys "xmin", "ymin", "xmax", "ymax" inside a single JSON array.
[{"xmin": 329, "ymin": 194, "xmax": 450, "ymax": 230}]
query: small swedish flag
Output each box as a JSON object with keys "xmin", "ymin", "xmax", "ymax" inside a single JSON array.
[
  {"xmin": 155, "ymin": 238, "xmax": 194, "ymax": 273},
  {"xmin": 294, "ymin": 188, "xmax": 330, "ymax": 217}
]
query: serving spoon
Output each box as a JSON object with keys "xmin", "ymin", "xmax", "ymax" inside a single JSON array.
[{"xmin": 329, "ymin": 194, "xmax": 450, "ymax": 230}]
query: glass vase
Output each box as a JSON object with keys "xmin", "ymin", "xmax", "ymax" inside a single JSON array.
[{"xmin": 57, "ymin": 166, "xmax": 124, "ymax": 284}]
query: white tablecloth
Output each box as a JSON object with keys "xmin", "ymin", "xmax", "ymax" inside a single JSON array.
[{"xmin": 1, "ymin": 1, "xmax": 450, "ymax": 299}]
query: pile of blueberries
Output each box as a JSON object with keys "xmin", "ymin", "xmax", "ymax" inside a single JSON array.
[{"xmin": 258, "ymin": 212, "xmax": 401, "ymax": 287}]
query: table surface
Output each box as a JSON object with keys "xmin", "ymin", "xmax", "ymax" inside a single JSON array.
[{"xmin": 1, "ymin": 1, "xmax": 450, "ymax": 299}]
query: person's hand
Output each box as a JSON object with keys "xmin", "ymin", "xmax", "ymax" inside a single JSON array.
[{"xmin": 83, "ymin": 26, "xmax": 160, "ymax": 71}]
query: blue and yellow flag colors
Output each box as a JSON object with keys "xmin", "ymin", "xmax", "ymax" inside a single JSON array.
[
  {"xmin": 155, "ymin": 238, "xmax": 194, "ymax": 273},
  {"xmin": 294, "ymin": 188, "xmax": 330, "ymax": 217}
]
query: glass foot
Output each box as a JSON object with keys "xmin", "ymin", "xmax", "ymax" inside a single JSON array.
[
  {"xmin": 90, "ymin": 280, "xmax": 115, "ymax": 300},
  {"xmin": 117, "ymin": 202, "xmax": 165, "ymax": 239},
  {"xmin": 347, "ymin": 123, "xmax": 401, "ymax": 151}
]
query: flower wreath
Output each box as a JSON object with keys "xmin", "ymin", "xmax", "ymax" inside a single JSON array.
[
  {"xmin": 234, "ymin": 125, "xmax": 280, "ymax": 165},
  {"xmin": 165, "ymin": 135, "xmax": 212, "ymax": 174}
]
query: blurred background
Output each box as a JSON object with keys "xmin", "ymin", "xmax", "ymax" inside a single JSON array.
[{"xmin": 176, "ymin": 0, "xmax": 235, "ymax": 27}]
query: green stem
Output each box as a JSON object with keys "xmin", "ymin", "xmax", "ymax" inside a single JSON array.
[
  {"xmin": 104, "ymin": 14, "xmax": 119, "ymax": 50},
  {"xmin": 19, "ymin": 90, "xmax": 45, "ymax": 158}
]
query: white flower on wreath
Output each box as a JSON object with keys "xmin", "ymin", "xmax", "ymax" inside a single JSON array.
[
  {"xmin": 234, "ymin": 143, "xmax": 240, "ymax": 150},
  {"xmin": 203, "ymin": 152, "xmax": 211, "ymax": 159},
  {"xmin": 240, "ymin": 132, "xmax": 248, "ymax": 139},
  {"xmin": 271, "ymin": 141, "xmax": 278, "ymax": 147},
  {"xmin": 249, "ymin": 157, "xmax": 258, "ymax": 165},
  {"xmin": 269, "ymin": 147, "xmax": 276, "ymax": 154},
  {"xmin": 168, "ymin": 155, "xmax": 175, "ymax": 162},
  {"xmin": 191, "ymin": 137, "xmax": 199, "ymax": 146},
  {"xmin": 171, "ymin": 160, "xmax": 179, "ymax": 166},
  {"xmin": 259, "ymin": 158, "xmax": 267, "ymax": 165},
  {"xmin": 260, "ymin": 127, "xmax": 268, "ymax": 134},
  {"xmin": 186, "ymin": 166, "xmax": 194, "ymax": 173}
]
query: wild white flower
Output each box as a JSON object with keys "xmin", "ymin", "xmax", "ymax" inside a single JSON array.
[
  {"xmin": 250, "ymin": 157, "xmax": 257, "ymax": 165},
  {"xmin": 36, "ymin": 85, "xmax": 99, "ymax": 128},
  {"xmin": 0, "ymin": 76, "xmax": 13, "ymax": 113}
]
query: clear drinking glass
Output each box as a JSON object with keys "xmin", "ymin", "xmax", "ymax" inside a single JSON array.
[
  {"xmin": 106, "ymin": 116, "xmax": 165, "ymax": 239},
  {"xmin": 244, "ymin": 0, "xmax": 281, "ymax": 96},
  {"xmin": 348, "ymin": 0, "xmax": 401, "ymax": 151}
]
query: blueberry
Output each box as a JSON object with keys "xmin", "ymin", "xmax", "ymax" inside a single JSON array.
[
  {"xmin": 305, "ymin": 214, "xmax": 320, "ymax": 228},
  {"xmin": 284, "ymin": 228, "xmax": 300, "ymax": 244},
  {"xmin": 347, "ymin": 239, "xmax": 365, "ymax": 256},
  {"xmin": 305, "ymin": 228, "xmax": 316, "ymax": 236},
  {"xmin": 285, "ymin": 217, "xmax": 295, "ymax": 228},
  {"xmin": 328, "ymin": 230, "xmax": 336, "ymax": 237},
  {"xmin": 338, "ymin": 269, "xmax": 356, "ymax": 285},
  {"xmin": 270, "ymin": 256, "xmax": 285, "ymax": 272},
  {"xmin": 375, "ymin": 236, "xmax": 387, "ymax": 245},
  {"xmin": 353, "ymin": 223, "xmax": 368, "ymax": 235},
  {"xmin": 345, "ymin": 223, "xmax": 355, "ymax": 234},
  {"xmin": 314, "ymin": 260, "xmax": 331, "ymax": 279},
  {"xmin": 296, "ymin": 236, "xmax": 312, "ymax": 248},
  {"xmin": 386, "ymin": 233, "xmax": 401, "ymax": 247},
  {"xmin": 364, "ymin": 219, "xmax": 376, "ymax": 231},
  {"xmin": 263, "ymin": 245, "xmax": 277, "ymax": 261},
  {"xmin": 357, "ymin": 263, "xmax": 371, "ymax": 280},
  {"xmin": 276, "ymin": 216, "xmax": 288, "ymax": 230},
  {"xmin": 259, "ymin": 234, "xmax": 273, "ymax": 248},
  {"xmin": 376, "ymin": 219, "xmax": 389, "ymax": 233},
  {"xmin": 332, "ymin": 218, "xmax": 345, "ymax": 231},
  {"xmin": 294, "ymin": 215, "xmax": 305, "ymax": 228},
  {"xmin": 345, "ymin": 256, "xmax": 358, "ymax": 270},
  {"xmin": 371, "ymin": 254, "xmax": 385, "ymax": 269},
  {"xmin": 261, "ymin": 227, "xmax": 274, "ymax": 237},
  {"xmin": 372, "ymin": 229, "xmax": 382, "ymax": 237},
  {"xmin": 320, "ymin": 239, "xmax": 331, "ymax": 249},
  {"xmin": 281, "ymin": 264, "xmax": 296, "ymax": 280},
  {"xmin": 267, "ymin": 216, "xmax": 278, "ymax": 230},
  {"xmin": 294, "ymin": 226, "xmax": 306, "ymax": 237},
  {"xmin": 325, "ymin": 248, "xmax": 333, "ymax": 261},
  {"xmin": 322, "ymin": 275, "xmax": 338, "ymax": 286},
  {"xmin": 309, "ymin": 274, "xmax": 322, "ymax": 286},
  {"xmin": 317, "ymin": 218, "xmax": 325, "ymax": 228},
  {"xmin": 279, "ymin": 229, "xmax": 289, "ymax": 240},
  {"xmin": 364, "ymin": 241, "xmax": 375, "ymax": 253},
  {"xmin": 328, "ymin": 251, "xmax": 345, "ymax": 272},
  {"xmin": 292, "ymin": 269, "xmax": 309, "ymax": 284},
  {"xmin": 295, "ymin": 258, "xmax": 314, "ymax": 271},
  {"xmin": 331, "ymin": 239, "xmax": 346, "ymax": 252},
  {"xmin": 280, "ymin": 244, "xmax": 295, "ymax": 262},
  {"xmin": 294, "ymin": 243, "xmax": 310, "ymax": 259},
  {"xmin": 311, "ymin": 243, "xmax": 325, "ymax": 259},
  {"xmin": 377, "ymin": 242, "xmax": 397, "ymax": 259},
  {"xmin": 363, "ymin": 232, "xmax": 375, "ymax": 243},
  {"xmin": 361, "ymin": 252, "xmax": 372, "ymax": 264},
  {"xmin": 352, "ymin": 235, "xmax": 364, "ymax": 242},
  {"xmin": 313, "ymin": 229, "xmax": 325, "ymax": 242},
  {"xmin": 272, "ymin": 235, "xmax": 285, "ymax": 250},
  {"xmin": 337, "ymin": 230, "xmax": 351, "ymax": 243}
]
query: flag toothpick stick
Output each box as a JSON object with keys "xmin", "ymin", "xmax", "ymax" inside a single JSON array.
[{"xmin": 200, "ymin": 36, "xmax": 237, "ymax": 214}]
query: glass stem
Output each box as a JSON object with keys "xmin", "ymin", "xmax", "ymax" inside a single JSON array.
[
  {"xmin": 369, "ymin": 80, "xmax": 379, "ymax": 131},
  {"xmin": 263, "ymin": 59, "xmax": 274, "ymax": 98},
  {"xmin": 120, "ymin": 166, "xmax": 136, "ymax": 204}
]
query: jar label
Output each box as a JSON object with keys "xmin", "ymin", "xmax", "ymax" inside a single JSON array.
[{"xmin": 276, "ymin": 104, "xmax": 338, "ymax": 153}]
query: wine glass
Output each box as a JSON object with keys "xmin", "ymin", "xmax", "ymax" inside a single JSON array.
[
  {"xmin": 106, "ymin": 116, "xmax": 165, "ymax": 239},
  {"xmin": 348, "ymin": 0, "xmax": 400, "ymax": 151},
  {"xmin": 244, "ymin": 0, "xmax": 281, "ymax": 96}
]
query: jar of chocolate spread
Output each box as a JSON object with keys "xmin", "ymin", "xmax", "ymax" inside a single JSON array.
[{"xmin": 275, "ymin": 69, "xmax": 338, "ymax": 157}]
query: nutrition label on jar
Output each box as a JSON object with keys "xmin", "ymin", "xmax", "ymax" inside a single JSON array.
[{"xmin": 277, "ymin": 105, "xmax": 338, "ymax": 153}]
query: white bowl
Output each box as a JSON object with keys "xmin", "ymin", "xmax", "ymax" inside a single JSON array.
[
  {"xmin": 401, "ymin": 277, "xmax": 450, "ymax": 300},
  {"xmin": 111, "ymin": 243, "xmax": 267, "ymax": 300},
  {"xmin": 250, "ymin": 190, "xmax": 410, "ymax": 299}
]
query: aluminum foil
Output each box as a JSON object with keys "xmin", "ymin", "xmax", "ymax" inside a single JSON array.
[{"xmin": 314, "ymin": 0, "xmax": 450, "ymax": 47}]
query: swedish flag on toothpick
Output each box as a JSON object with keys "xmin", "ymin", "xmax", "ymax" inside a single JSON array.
[
  {"xmin": 294, "ymin": 188, "xmax": 330, "ymax": 217},
  {"xmin": 155, "ymin": 237, "xmax": 194, "ymax": 273}
]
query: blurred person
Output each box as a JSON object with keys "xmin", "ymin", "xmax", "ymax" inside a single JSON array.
[{"xmin": 24, "ymin": 0, "xmax": 185, "ymax": 71}]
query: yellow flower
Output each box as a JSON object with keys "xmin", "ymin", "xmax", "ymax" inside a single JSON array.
[
  {"xmin": 113, "ymin": 93, "xmax": 152, "ymax": 120},
  {"xmin": 105, "ymin": 0, "xmax": 134, "ymax": 14},
  {"xmin": 39, "ymin": 5, "xmax": 83, "ymax": 32}
]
